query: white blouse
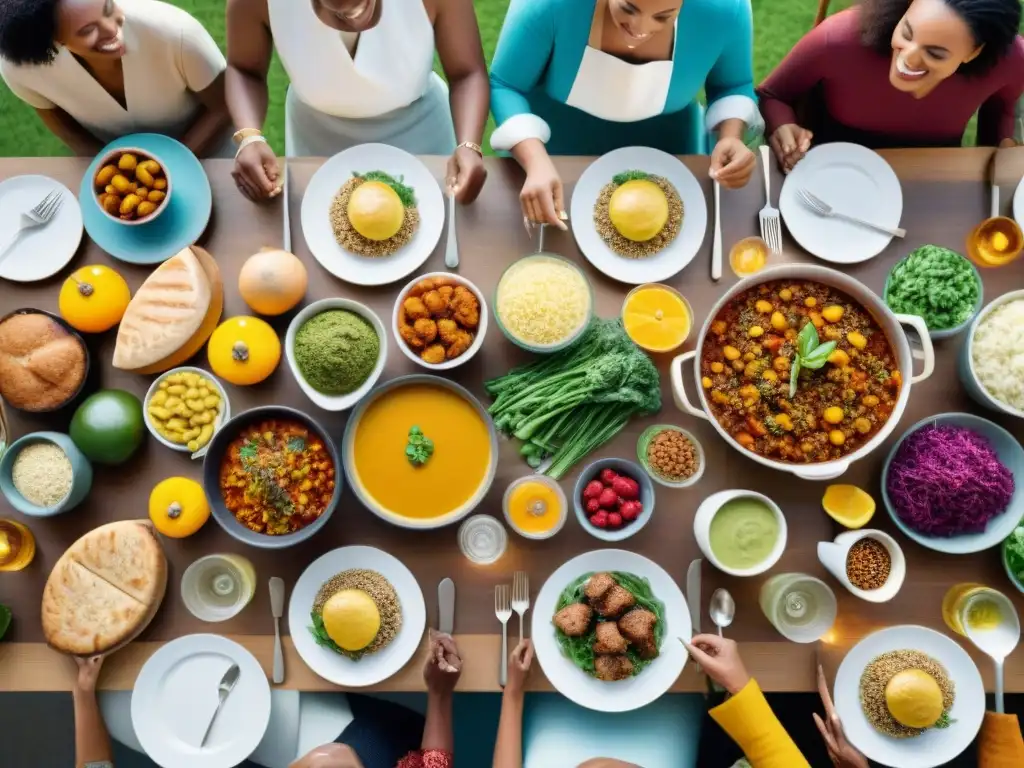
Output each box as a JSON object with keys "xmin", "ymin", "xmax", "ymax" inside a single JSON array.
[{"xmin": 0, "ymin": 0, "xmax": 225, "ymax": 144}]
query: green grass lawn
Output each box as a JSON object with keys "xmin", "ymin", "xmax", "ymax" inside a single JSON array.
[{"xmin": 0, "ymin": 0, "xmax": 853, "ymax": 157}]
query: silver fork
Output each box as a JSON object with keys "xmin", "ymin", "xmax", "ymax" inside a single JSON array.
[
  {"xmin": 511, "ymin": 571, "xmax": 530, "ymax": 646},
  {"xmin": 0, "ymin": 190, "xmax": 63, "ymax": 264},
  {"xmin": 797, "ymin": 188, "xmax": 906, "ymax": 238},
  {"xmin": 758, "ymin": 145, "xmax": 782, "ymax": 254},
  {"xmin": 495, "ymin": 584, "xmax": 512, "ymax": 687}
]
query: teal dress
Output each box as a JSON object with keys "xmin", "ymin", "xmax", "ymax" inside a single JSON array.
[{"xmin": 489, "ymin": 0, "xmax": 760, "ymax": 156}]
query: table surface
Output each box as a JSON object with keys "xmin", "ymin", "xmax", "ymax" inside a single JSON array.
[{"xmin": 1, "ymin": 149, "xmax": 1023, "ymax": 694}]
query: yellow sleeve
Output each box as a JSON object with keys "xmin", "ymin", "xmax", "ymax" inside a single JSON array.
[
  {"xmin": 709, "ymin": 679, "xmax": 811, "ymax": 768},
  {"xmin": 980, "ymin": 712, "xmax": 1024, "ymax": 768}
]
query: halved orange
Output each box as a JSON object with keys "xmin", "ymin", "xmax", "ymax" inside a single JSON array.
[
  {"xmin": 822, "ymin": 484, "xmax": 876, "ymax": 529},
  {"xmin": 622, "ymin": 284, "xmax": 691, "ymax": 353}
]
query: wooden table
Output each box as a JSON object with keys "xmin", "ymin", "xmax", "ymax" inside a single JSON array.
[{"xmin": 1, "ymin": 150, "xmax": 1023, "ymax": 693}]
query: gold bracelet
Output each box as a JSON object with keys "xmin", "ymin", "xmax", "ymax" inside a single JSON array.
[
  {"xmin": 232, "ymin": 127, "xmax": 264, "ymax": 145},
  {"xmin": 456, "ymin": 141, "xmax": 483, "ymax": 156}
]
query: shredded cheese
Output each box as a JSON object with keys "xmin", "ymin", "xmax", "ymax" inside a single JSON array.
[
  {"xmin": 972, "ymin": 298, "xmax": 1024, "ymax": 413},
  {"xmin": 496, "ymin": 257, "xmax": 590, "ymax": 346}
]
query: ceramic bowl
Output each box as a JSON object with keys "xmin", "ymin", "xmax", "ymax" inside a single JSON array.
[
  {"xmin": 0, "ymin": 308, "xmax": 91, "ymax": 414},
  {"xmin": 572, "ymin": 458, "xmax": 654, "ymax": 542},
  {"xmin": 92, "ymin": 146, "xmax": 172, "ymax": 226},
  {"xmin": 502, "ymin": 474, "xmax": 568, "ymax": 541},
  {"xmin": 391, "ymin": 272, "xmax": 488, "ymax": 370},
  {"xmin": 285, "ymin": 298, "xmax": 387, "ymax": 412},
  {"xmin": 1001, "ymin": 534, "xmax": 1024, "ymax": 594},
  {"xmin": 636, "ymin": 424, "xmax": 705, "ymax": 489},
  {"xmin": 202, "ymin": 406, "xmax": 342, "ymax": 549},
  {"xmin": 883, "ymin": 252, "xmax": 983, "ymax": 340},
  {"xmin": 693, "ymin": 489, "xmax": 788, "ymax": 577},
  {"xmin": 958, "ymin": 289, "xmax": 1024, "ymax": 419},
  {"xmin": 143, "ymin": 367, "xmax": 231, "ymax": 459},
  {"xmin": 0, "ymin": 432, "xmax": 93, "ymax": 516},
  {"xmin": 817, "ymin": 529, "xmax": 906, "ymax": 603}
]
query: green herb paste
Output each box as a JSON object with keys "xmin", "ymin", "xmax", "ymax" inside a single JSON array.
[
  {"xmin": 295, "ymin": 310, "xmax": 379, "ymax": 395},
  {"xmin": 884, "ymin": 246, "xmax": 980, "ymax": 331}
]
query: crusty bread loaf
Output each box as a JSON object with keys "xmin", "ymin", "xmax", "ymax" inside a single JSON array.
[
  {"xmin": 66, "ymin": 521, "xmax": 166, "ymax": 606},
  {"xmin": 0, "ymin": 312, "xmax": 86, "ymax": 411}
]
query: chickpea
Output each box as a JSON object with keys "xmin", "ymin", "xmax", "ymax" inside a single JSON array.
[
  {"xmin": 809, "ymin": 312, "xmax": 824, "ymax": 329},
  {"xmin": 770, "ymin": 311, "xmax": 787, "ymax": 330},
  {"xmin": 762, "ymin": 369, "xmax": 778, "ymax": 382},
  {"xmin": 779, "ymin": 288, "xmax": 793, "ymax": 301},
  {"xmin": 823, "ymin": 406, "xmax": 844, "ymax": 424},
  {"xmin": 710, "ymin": 361, "xmax": 724, "ymax": 374},
  {"xmin": 854, "ymin": 418, "xmax": 872, "ymax": 434},
  {"xmin": 828, "ymin": 349, "xmax": 850, "ymax": 366},
  {"xmin": 784, "ymin": 328, "xmax": 798, "ymax": 341},
  {"xmin": 748, "ymin": 325, "xmax": 764, "ymax": 338},
  {"xmin": 773, "ymin": 356, "xmax": 790, "ymax": 372},
  {"xmin": 846, "ymin": 331, "xmax": 867, "ymax": 349},
  {"xmin": 723, "ymin": 345, "xmax": 741, "ymax": 361},
  {"xmin": 702, "ymin": 376, "xmax": 712, "ymax": 389},
  {"xmin": 829, "ymin": 430, "xmax": 846, "ymax": 446},
  {"xmin": 862, "ymin": 394, "xmax": 880, "ymax": 407},
  {"xmin": 743, "ymin": 351, "xmax": 756, "ymax": 362},
  {"xmin": 755, "ymin": 299, "xmax": 773, "ymax": 314},
  {"xmin": 774, "ymin": 413, "xmax": 793, "ymax": 431},
  {"xmin": 804, "ymin": 297, "xmax": 817, "ymax": 307},
  {"xmin": 732, "ymin": 359, "xmax": 746, "ymax": 372},
  {"xmin": 823, "ymin": 325, "xmax": 840, "ymax": 341},
  {"xmin": 822, "ymin": 305, "xmax": 844, "ymax": 323}
]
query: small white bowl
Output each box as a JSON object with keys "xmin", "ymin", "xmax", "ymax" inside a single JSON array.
[
  {"xmin": 391, "ymin": 272, "xmax": 488, "ymax": 370},
  {"xmin": 817, "ymin": 529, "xmax": 906, "ymax": 603},
  {"xmin": 286, "ymin": 298, "xmax": 387, "ymax": 412},
  {"xmin": 694, "ymin": 489, "xmax": 788, "ymax": 577},
  {"xmin": 143, "ymin": 366, "xmax": 230, "ymax": 459},
  {"xmin": 502, "ymin": 474, "xmax": 568, "ymax": 540}
]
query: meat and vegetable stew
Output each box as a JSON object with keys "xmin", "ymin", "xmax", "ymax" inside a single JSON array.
[
  {"xmin": 700, "ymin": 281, "xmax": 901, "ymax": 463},
  {"xmin": 219, "ymin": 419, "xmax": 336, "ymax": 535}
]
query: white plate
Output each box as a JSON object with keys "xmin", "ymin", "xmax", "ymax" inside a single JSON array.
[
  {"xmin": 131, "ymin": 634, "xmax": 271, "ymax": 768},
  {"xmin": 300, "ymin": 143, "xmax": 444, "ymax": 286},
  {"xmin": 833, "ymin": 625, "xmax": 985, "ymax": 768},
  {"xmin": 531, "ymin": 549, "xmax": 691, "ymax": 713},
  {"xmin": 570, "ymin": 147, "xmax": 708, "ymax": 284},
  {"xmin": 0, "ymin": 175, "xmax": 83, "ymax": 282},
  {"xmin": 780, "ymin": 143, "xmax": 903, "ymax": 264},
  {"xmin": 1013, "ymin": 173, "xmax": 1024, "ymax": 227},
  {"xmin": 289, "ymin": 545, "xmax": 426, "ymax": 687}
]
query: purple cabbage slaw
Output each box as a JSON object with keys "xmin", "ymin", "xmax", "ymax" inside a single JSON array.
[{"xmin": 886, "ymin": 424, "xmax": 1015, "ymax": 537}]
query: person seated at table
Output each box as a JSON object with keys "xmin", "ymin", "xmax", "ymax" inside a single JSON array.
[
  {"xmin": 0, "ymin": 0, "xmax": 231, "ymax": 157},
  {"xmin": 488, "ymin": 0, "xmax": 760, "ymax": 229},
  {"xmin": 758, "ymin": 0, "xmax": 1024, "ymax": 173},
  {"xmin": 225, "ymin": 0, "xmax": 488, "ymax": 204},
  {"xmin": 71, "ymin": 655, "xmax": 115, "ymax": 768},
  {"xmin": 288, "ymin": 632, "xmax": 462, "ymax": 768},
  {"xmin": 492, "ymin": 636, "xmax": 810, "ymax": 768}
]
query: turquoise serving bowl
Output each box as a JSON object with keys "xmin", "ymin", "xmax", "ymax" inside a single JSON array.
[
  {"xmin": 881, "ymin": 412, "xmax": 1024, "ymax": 554},
  {"xmin": 0, "ymin": 432, "xmax": 93, "ymax": 516}
]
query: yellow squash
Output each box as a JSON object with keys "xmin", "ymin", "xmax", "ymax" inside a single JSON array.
[
  {"xmin": 149, "ymin": 477, "xmax": 210, "ymax": 538},
  {"xmin": 885, "ymin": 669, "xmax": 944, "ymax": 729},
  {"xmin": 59, "ymin": 265, "xmax": 131, "ymax": 333},
  {"xmin": 608, "ymin": 180, "xmax": 668, "ymax": 242},
  {"xmin": 322, "ymin": 589, "xmax": 380, "ymax": 651},
  {"xmin": 207, "ymin": 316, "xmax": 281, "ymax": 385},
  {"xmin": 348, "ymin": 181, "xmax": 404, "ymax": 241}
]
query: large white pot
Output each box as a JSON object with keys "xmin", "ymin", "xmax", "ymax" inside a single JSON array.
[{"xmin": 670, "ymin": 264, "xmax": 935, "ymax": 481}]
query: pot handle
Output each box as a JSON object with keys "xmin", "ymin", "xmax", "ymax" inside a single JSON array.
[
  {"xmin": 895, "ymin": 313, "xmax": 935, "ymax": 384},
  {"xmin": 792, "ymin": 460, "xmax": 851, "ymax": 481},
  {"xmin": 670, "ymin": 351, "xmax": 709, "ymax": 420}
]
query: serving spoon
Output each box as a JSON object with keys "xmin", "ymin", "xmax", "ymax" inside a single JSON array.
[{"xmin": 964, "ymin": 590, "xmax": 1020, "ymax": 713}]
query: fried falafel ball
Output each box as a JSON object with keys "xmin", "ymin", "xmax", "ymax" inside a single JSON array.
[
  {"xmin": 594, "ymin": 585, "xmax": 636, "ymax": 619},
  {"xmin": 421, "ymin": 344, "xmax": 446, "ymax": 365},
  {"xmin": 553, "ymin": 603, "xmax": 593, "ymax": 637},
  {"xmin": 438, "ymin": 284, "xmax": 454, "ymax": 301},
  {"xmin": 450, "ymin": 286, "xmax": 481, "ymax": 328},
  {"xmin": 413, "ymin": 317, "xmax": 438, "ymax": 343},
  {"xmin": 595, "ymin": 654, "xmax": 634, "ymax": 682},
  {"xmin": 618, "ymin": 609, "xmax": 659, "ymax": 659},
  {"xmin": 445, "ymin": 329, "xmax": 473, "ymax": 359},
  {"xmin": 437, "ymin": 318, "xmax": 460, "ymax": 345},
  {"xmin": 423, "ymin": 289, "xmax": 449, "ymax": 315},
  {"xmin": 399, "ymin": 321, "xmax": 425, "ymax": 349},
  {"xmin": 584, "ymin": 572, "xmax": 616, "ymax": 602},
  {"xmin": 403, "ymin": 296, "xmax": 430, "ymax": 321},
  {"xmin": 593, "ymin": 621, "xmax": 629, "ymax": 655}
]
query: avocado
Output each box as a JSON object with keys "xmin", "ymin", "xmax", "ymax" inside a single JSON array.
[{"xmin": 70, "ymin": 389, "xmax": 144, "ymax": 465}]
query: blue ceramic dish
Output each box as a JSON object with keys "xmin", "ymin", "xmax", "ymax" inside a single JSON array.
[
  {"xmin": 79, "ymin": 133, "xmax": 212, "ymax": 265},
  {"xmin": 573, "ymin": 457, "xmax": 654, "ymax": 542},
  {"xmin": 958, "ymin": 289, "xmax": 1024, "ymax": 419},
  {"xmin": 881, "ymin": 412, "xmax": 1024, "ymax": 554},
  {"xmin": 0, "ymin": 432, "xmax": 93, "ymax": 516}
]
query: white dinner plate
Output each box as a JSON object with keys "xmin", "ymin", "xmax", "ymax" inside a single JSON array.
[
  {"xmin": 289, "ymin": 545, "xmax": 426, "ymax": 687},
  {"xmin": 131, "ymin": 634, "xmax": 271, "ymax": 768},
  {"xmin": 1012, "ymin": 172, "xmax": 1024, "ymax": 227},
  {"xmin": 570, "ymin": 147, "xmax": 708, "ymax": 284},
  {"xmin": 780, "ymin": 143, "xmax": 903, "ymax": 263},
  {"xmin": 0, "ymin": 175, "xmax": 82, "ymax": 282},
  {"xmin": 833, "ymin": 625, "xmax": 985, "ymax": 768},
  {"xmin": 300, "ymin": 143, "xmax": 444, "ymax": 286},
  {"xmin": 531, "ymin": 549, "xmax": 691, "ymax": 713}
]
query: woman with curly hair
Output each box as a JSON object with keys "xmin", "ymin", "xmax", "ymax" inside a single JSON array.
[
  {"xmin": 757, "ymin": 0, "xmax": 1024, "ymax": 172},
  {"xmin": 0, "ymin": 0, "xmax": 229, "ymax": 156}
]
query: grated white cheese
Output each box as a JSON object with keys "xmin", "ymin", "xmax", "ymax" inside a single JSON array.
[
  {"xmin": 496, "ymin": 257, "xmax": 590, "ymax": 346},
  {"xmin": 12, "ymin": 443, "xmax": 73, "ymax": 507},
  {"xmin": 972, "ymin": 298, "xmax": 1024, "ymax": 412}
]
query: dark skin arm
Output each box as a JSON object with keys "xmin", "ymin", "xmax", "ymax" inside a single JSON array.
[
  {"xmin": 225, "ymin": 0, "xmax": 281, "ymax": 200},
  {"xmin": 37, "ymin": 108, "xmax": 103, "ymax": 156},
  {"xmin": 180, "ymin": 72, "xmax": 232, "ymax": 158},
  {"xmin": 73, "ymin": 656, "xmax": 113, "ymax": 768}
]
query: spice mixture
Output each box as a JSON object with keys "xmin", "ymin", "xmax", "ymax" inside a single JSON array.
[
  {"xmin": 11, "ymin": 443, "xmax": 73, "ymax": 507},
  {"xmin": 295, "ymin": 310, "xmax": 380, "ymax": 395},
  {"xmin": 314, "ymin": 569, "xmax": 402, "ymax": 656},
  {"xmin": 594, "ymin": 175, "xmax": 683, "ymax": 259},
  {"xmin": 860, "ymin": 650, "xmax": 955, "ymax": 738},
  {"xmin": 329, "ymin": 176, "xmax": 419, "ymax": 258},
  {"xmin": 846, "ymin": 538, "xmax": 891, "ymax": 590},
  {"xmin": 646, "ymin": 429, "xmax": 698, "ymax": 481}
]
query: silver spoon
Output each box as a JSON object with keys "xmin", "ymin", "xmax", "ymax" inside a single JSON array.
[{"xmin": 709, "ymin": 588, "xmax": 736, "ymax": 637}]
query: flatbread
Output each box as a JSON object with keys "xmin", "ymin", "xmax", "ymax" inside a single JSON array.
[
  {"xmin": 112, "ymin": 246, "xmax": 212, "ymax": 370},
  {"xmin": 67, "ymin": 521, "xmax": 166, "ymax": 605},
  {"xmin": 42, "ymin": 558, "xmax": 148, "ymax": 655}
]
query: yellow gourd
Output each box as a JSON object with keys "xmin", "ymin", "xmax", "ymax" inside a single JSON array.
[
  {"xmin": 149, "ymin": 477, "xmax": 209, "ymax": 538},
  {"xmin": 608, "ymin": 180, "xmax": 669, "ymax": 242},
  {"xmin": 58, "ymin": 265, "xmax": 131, "ymax": 333},
  {"xmin": 348, "ymin": 182, "xmax": 404, "ymax": 241},
  {"xmin": 208, "ymin": 316, "xmax": 281, "ymax": 385},
  {"xmin": 238, "ymin": 248, "xmax": 308, "ymax": 316}
]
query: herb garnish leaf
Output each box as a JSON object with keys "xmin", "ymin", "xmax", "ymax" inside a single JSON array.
[
  {"xmin": 612, "ymin": 170, "xmax": 651, "ymax": 186},
  {"xmin": 353, "ymin": 170, "xmax": 417, "ymax": 207},
  {"xmin": 789, "ymin": 323, "xmax": 837, "ymax": 398},
  {"xmin": 287, "ymin": 436, "xmax": 306, "ymax": 453}
]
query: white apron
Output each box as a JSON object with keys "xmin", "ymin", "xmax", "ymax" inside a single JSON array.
[{"xmin": 565, "ymin": 0, "xmax": 676, "ymax": 124}]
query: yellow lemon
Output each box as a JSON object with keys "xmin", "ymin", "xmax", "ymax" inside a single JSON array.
[
  {"xmin": 608, "ymin": 180, "xmax": 668, "ymax": 242},
  {"xmin": 885, "ymin": 669, "xmax": 944, "ymax": 729},
  {"xmin": 622, "ymin": 284, "xmax": 691, "ymax": 353},
  {"xmin": 821, "ymin": 484, "xmax": 876, "ymax": 529},
  {"xmin": 348, "ymin": 181, "xmax": 404, "ymax": 241},
  {"xmin": 322, "ymin": 589, "xmax": 381, "ymax": 651}
]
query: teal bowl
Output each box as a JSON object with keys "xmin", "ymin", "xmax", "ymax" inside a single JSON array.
[{"xmin": 0, "ymin": 432, "xmax": 93, "ymax": 516}]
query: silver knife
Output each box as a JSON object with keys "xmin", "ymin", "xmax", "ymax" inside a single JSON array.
[
  {"xmin": 269, "ymin": 577, "xmax": 286, "ymax": 684},
  {"xmin": 200, "ymin": 663, "xmax": 240, "ymax": 747},
  {"xmin": 444, "ymin": 191, "xmax": 459, "ymax": 269},
  {"xmin": 686, "ymin": 559, "xmax": 702, "ymax": 671},
  {"xmin": 438, "ymin": 577, "xmax": 455, "ymax": 634}
]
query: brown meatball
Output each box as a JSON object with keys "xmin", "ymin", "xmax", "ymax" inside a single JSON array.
[
  {"xmin": 595, "ymin": 654, "xmax": 634, "ymax": 682},
  {"xmin": 584, "ymin": 572, "xmax": 616, "ymax": 602},
  {"xmin": 593, "ymin": 621, "xmax": 628, "ymax": 655},
  {"xmin": 553, "ymin": 603, "xmax": 593, "ymax": 637},
  {"xmin": 618, "ymin": 609, "xmax": 659, "ymax": 659},
  {"xmin": 593, "ymin": 585, "xmax": 636, "ymax": 619}
]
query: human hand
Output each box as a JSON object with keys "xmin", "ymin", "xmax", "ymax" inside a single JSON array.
[
  {"xmin": 710, "ymin": 136, "xmax": 756, "ymax": 189},
  {"xmin": 814, "ymin": 665, "xmax": 869, "ymax": 768},
  {"xmin": 505, "ymin": 640, "xmax": 534, "ymax": 697},
  {"xmin": 232, "ymin": 140, "xmax": 282, "ymax": 201},
  {"xmin": 683, "ymin": 634, "xmax": 750, "ymax": 694},
  {"xmin": 520, "ymin": 154, "xmax": 568, "ymax": 231},
  {"xmin": 446, "ymin": 145, "xmax": 487, "ymax": 204},
  {"xmin": 73, "ymin": 655, "xmax": 105, "ymax": 692},
  {"xmin": 423, "ymin": 630, "xmax": 462, "ymax": 696},
  {"xmin": 769, "ymin": 124, "xmax": 814, "ymax": 174}
]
